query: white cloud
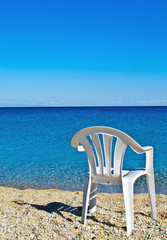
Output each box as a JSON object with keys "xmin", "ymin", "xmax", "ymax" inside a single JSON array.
[
  {"xmin": 48, "ymin": 100, "xmax": 66, "ymax": 105},
  {"xmin": 0, "ymin": 98, "xmax": 167, "ymax": 107},
  {"xmin": 0, "ymin": 98, "xmax": 68, "ymax": 107},
  {"xmin": 137, "ymin": 99, "xmax": 167, "ymax": 104}
]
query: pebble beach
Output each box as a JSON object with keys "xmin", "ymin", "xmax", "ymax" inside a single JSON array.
[{"xmin": 0, "ymin": 187, "xmax": 166, "ymax": 239}]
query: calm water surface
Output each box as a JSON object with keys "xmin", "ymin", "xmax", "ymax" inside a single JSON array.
[{"xmin": 0, "ymin": 107, "xmax": 166, "ymax": 194}]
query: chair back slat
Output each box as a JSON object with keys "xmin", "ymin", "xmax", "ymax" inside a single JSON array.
[
  {"xmin": 103, "ymin": 134, "xmax": 112, "ymax": 176},
  {"xmin": 90, "ymin": 134, "xmax": 104, "ymax": 175},
  {"xmin": 79, "ymin": 133, "xmax": 127, "ymax": 178},
  {"xmin": 113, "ymin": 138, "xmax": 127, "ymax": 177},
  {"xmin": 80, "ymin": 136, "xmax": 97, "ymax": 175},
  {"xmin": 71, "ymin": 126, "xmax": 145, "ymax": 178}
]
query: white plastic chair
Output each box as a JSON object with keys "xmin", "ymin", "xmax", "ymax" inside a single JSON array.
[{"xmin": 71, "ymin": 126, "xmax": 156, "ymax": 235}]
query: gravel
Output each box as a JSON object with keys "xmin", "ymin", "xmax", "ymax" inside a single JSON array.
[{"xmin": 0, "ymin": 187, "xmax": 166, "ymax": 239}]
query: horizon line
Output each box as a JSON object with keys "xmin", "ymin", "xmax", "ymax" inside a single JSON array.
[{"xmin": 0, "ymin": 105, "xmax": 167, "ymax": 108}]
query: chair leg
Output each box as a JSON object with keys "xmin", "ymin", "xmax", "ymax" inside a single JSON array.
[
  {"xmin": 81, "ymin": 174, "xmax": 91, "ymax": 225},
  {"xmin": 89, "ymin": 183, "xmax": 97, "ymax": 214},
  {"xmin": 146, "ymin": 173, "xmax": 156, "ymax": 219},
  {"xmin": 122, "ymin": 179, "xmax": 134, "ymax": 235}
]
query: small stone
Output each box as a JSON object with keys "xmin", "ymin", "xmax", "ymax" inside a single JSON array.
[{"xmin": 0, "ymin": 187, "xmax": 166, "ymax": 239}]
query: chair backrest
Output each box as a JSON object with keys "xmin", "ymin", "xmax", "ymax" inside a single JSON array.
[{"xmin": 71, "ymin": 127, "xmax": 145, "ymax": 178}]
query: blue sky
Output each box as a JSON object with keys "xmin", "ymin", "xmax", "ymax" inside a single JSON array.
[{"xmin": 0, "ymin": 0, "xmax": 167, "ymax": 106}]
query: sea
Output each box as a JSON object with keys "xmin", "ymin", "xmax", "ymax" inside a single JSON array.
[{"xmin": 0, "ymin": 107, "xmax": 166, "ymax": 194}]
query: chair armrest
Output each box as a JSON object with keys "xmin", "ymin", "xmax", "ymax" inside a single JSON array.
[
  {"xmin": 78, "ymin": 145, "xmax": 85, "ymax": 152},
  {"xmin": 142, "ymin": 146, "xmax": 153, "ymax": 151},
  {"xmin": 143, "ymin": 146, "xmax": 154, "ymax": 173},
  {"xmin": 130, "ymin": 145, "xmax": 154, "ymax": 173}
]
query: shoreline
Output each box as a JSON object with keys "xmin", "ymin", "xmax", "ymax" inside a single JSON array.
[
  {"xmin": 0, "ymin": 187, "xmax": 166, "ymax": 239},
  {"xmin": 0, "ymin": 179, "xmax": 167, "ymax": 195}
]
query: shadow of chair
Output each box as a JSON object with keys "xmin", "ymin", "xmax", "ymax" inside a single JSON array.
[
  {"xmin": 14, "ymin": 200, "xmax": 82, "ymax": 221},
  {"xmin": 14, "ymin": 200, "xmax": 128, "ymax": 231}
]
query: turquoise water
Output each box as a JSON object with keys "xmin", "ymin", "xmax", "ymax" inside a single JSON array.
[{"xmin": 0, "ymin": 107, "xmax": 166, "ymax": 194}]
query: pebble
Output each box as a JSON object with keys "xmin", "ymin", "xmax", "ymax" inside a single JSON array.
[{"xmin": 0, "ymin": 187, "xmax": 166, "ymax": 239}]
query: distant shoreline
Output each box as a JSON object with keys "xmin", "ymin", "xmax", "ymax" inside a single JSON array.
[{"xmin": 0, "ymin": 105, "xmax": 167, "ymax": 108}]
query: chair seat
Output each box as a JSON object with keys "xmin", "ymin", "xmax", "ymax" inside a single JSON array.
[
  {"xmin": 91, "ymin": 169, "xmax": 146, "ymax": 185},
  {"xmin": 122, "ymin": 169, "xmax": 146, "ymax": 180}
]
